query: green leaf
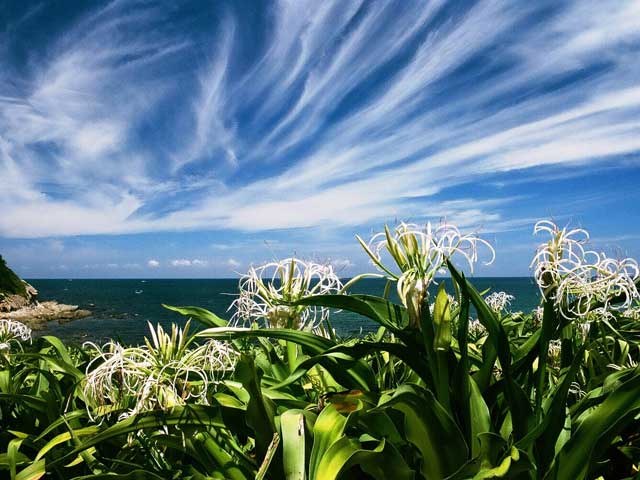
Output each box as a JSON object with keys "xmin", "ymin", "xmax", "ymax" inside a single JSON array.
[
  {"xmin": 377, "ymin": 384, "xmax": 468, "ymax": 479},
  {"xmin": 433, "ymin": 283, "xmax": 452, "ymax": 352},
  {"xmin": 315, "ymin": 437, "xmax": 414, "ymax": 480},
  {"xmin": 198, "ymin": 327, "xmax": 377, "ymax": 391},
  {"xmin": 35, "ymin": 426, "xmax": 100, "ymax": 461},
  {"xmin": 281, "ymin": 410, "xmax": 306, "ymax": 480},
  {"xmin": 15, "ymin": 459, "xmax": 45, "ymax": 480},
  {"xmin": 198, "ymin": 327, "xmax": 335, "ymax": 354},
  {"xmin": 46, "ymin": 405, "xmax": 228, "ymax": 469},
  {"xmin": 468, "ymin": 377, "xmax": 492, "ymax": 458},
  {"xmin": 163, "ymin": 304, "xmax": 229, "ymax": 328},
  {"xmin": 293, "ymin": 294, "xmax": 408, "ymax": 332},
  {"xmin": 309, "ymin": 405, "xmax": 347, "ymax": 480},
  {"xmin": 516, "ymin": 345, "xmax": 585, "ymax": 472},
  {"xmin": 234, "ymin": 355, "xmax": 277, "ymax": 467},
  {"xmin": 548, "ymin": 367, "xmax": 640, "ymax": 480},
  {"xmin": 448, "ymin": 261, "xmax": 533, "ymax": 441},
  {"xmin": 68, "ymin": 470, "xmax": 166, "ymax": 479}
]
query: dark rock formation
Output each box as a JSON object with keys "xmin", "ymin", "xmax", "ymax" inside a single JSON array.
[
  {"xmin": 1, "ymin": 301, "xmax": 92, "ymax": 330},
  {"xmin": 0, "ymin": 255, "xmax": 38, "ymax": 312},
  {"xmin": 0, "ymin": 255, "xmax": 91, "ymax": 329}
]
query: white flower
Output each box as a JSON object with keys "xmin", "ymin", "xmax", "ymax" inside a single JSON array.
[
  {"xmin": 229, "ymin": 258, "xmax": 342, "ymax": 331},
  {"xmin": 556, "ymin": 254, "xmax": 639, "ymax": 318},
  {"xmin": 623, "ymin": 306, "xmax": 640, "ymax": 320},
  {"xmin": 468, "ymin": 318, "xmax": 486, "ymax": 337},
  {"xmin": 530, "ymin": 220, "xmax": 596, "ymax": 293},
  {"xmin": 359, "ymin": 221, "xmax": 494, "ymax": 326},
  {"xmin": 548, "ymin": 340, "xmax": 562, "ymax": 362},
  {"xmin": 83, "ymin": 321, "xmax": 238, "ymax": 420},
  {"xmin": 485, "ymin": 292, "xmax": 514, "ymax": 313},
  {"xmin": 0, "ymin": 319, "xmax": 32, "ymax": 352},
  {"xmin": 532, "ymin": 306, "xmax": 544, "ymax": 325},
  {"xmin": 531, "ymin": 220, "xmax": 640, "ymax": 319}
]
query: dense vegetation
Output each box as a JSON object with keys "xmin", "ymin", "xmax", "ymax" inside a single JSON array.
[
  {"xmin": 0, "ymin": 255, "xmax": 28, "ymax": 299},
  {"xmin": 1, "ymin": 220, "xmax": 640, "ymax": 479}
]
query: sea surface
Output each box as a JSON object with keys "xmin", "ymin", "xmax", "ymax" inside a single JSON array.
[{"xmin": 26, "ymin": 278, "xmax": 540, "ymax": 345}]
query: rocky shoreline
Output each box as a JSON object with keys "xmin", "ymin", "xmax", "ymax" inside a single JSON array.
[
  {"xmin": 0, "ymin": 301, "xmax": 92, "ymax": 330},
  {"xmin": 1, "ymin": 255, "xmax": 92, "ymax": 330}
]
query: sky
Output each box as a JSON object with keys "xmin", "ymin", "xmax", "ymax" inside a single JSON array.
[{"xmin": 1, "ymin": 0, "xmax": 639, "ymax": 279}]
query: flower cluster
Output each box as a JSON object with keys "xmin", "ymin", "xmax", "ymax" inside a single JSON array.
[
  {"xmin": 468, "ymin": 318, "xmax": 486, "ymax": 338},
  {"xmin": 485, "ymin": 291, "xmax": 514, "ymax": 313},
  {"xmin": 623, "ymin": 306, "xmax": 640, "ymax": 320},
  {"xmin": 360, "ymin": 222, "xmax": 494, "ymax": 326},
  {"xmin": 229, "ymin": 258, "xmax": 342, "ymax": 331},
  {"xmin": 547, "ymin": 339, "xmax": 562, "ymax": 365},
  {"xmin": 83, "ymin": 321, "xmax": 237, "ymax": 419},
  {"xmin": 531, "ymin": 221, "xmax": 639, "ymax": 319},
  {"xmin": 532, "ymin": 306, "xmax": 544, "ymax": 325},
  {"xmin": 0, "ymin": 319, "xmax": 32, "ymax": 352}
]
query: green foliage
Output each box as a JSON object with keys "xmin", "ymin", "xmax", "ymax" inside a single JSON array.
[
  {"xmin": 2, "ymin": 221, "xmax": 640, "ymax": 479},
  {"xmin": 0, "ymin": 255, "xmax": 28, "ymax": 298}
]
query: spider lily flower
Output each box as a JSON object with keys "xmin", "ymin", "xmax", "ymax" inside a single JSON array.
[
  {"xmin": 623, "ymin": 306, "xmax": 640, "ymax": 320},
  {"xmin": 530, "ymin": 220, "xmax": 596, "ymax": 293},
  {"xmin": 358, "ymin": 222, "xmax": 494, "ymax": 327},
  {"xmin": 531, "ymin": 220, "xmax": 640, "ymax": 319},
  {"xmin": 548, "ymin": 340, "xmax": 562, "ymax": 364},
  {"xmin": 229, "ymin": 258, "xmax": 343, "ymax": 331},
  {"xmin": 485, "ymin": 292, "xmax": 514, "ymax": 313},
  {"xmin": 83, "ymin": 321, "xmax": 238, "ymax": 420},
  {"xmin": 608, "ymin": 358, "xmax": 638, "ymax": 371},
  {"xmin": 468, "ymin": 318, "xmax": 486, "ymax": 337},
  {"xmin": 0, "ymin": 319, "xmax": 32, "ymax": 352},
  {"xmin": 556, "ymin": 253, "xmax": 639, "ymax": 319},
  {"xmin": 532, "ymin": 306, "xmax": 544, "ymax": 325}
]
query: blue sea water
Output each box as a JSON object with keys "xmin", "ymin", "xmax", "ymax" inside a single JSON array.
[{"xmin": 26, "ymin": 278, "xmax": 540, "ymax": 345}]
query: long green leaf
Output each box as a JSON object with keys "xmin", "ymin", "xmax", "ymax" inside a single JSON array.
[
  {"xmin": 163, "ymin": 304, "xmax": 229, "ymax": 328},
  {"xmin": 309, "ymin": 405, "xmax": 347, "ymax": 480},
  {"xmin": 46, "ymin": 405, "xmax": 227, "ymax": 469},
  {"xmin": 377, "ymin": 384, "xmax": 468, "ymax": 479},
  {"xmin": 448, "ymin": 261, "xmax": 533, "ymax": 441},
  {"xmin": 198, "ymin": 327, "xmax": 376, "ymax": 391},
  {"xmin": 294, "ymin": 294, "xmax": 408, "ymax": 332},
  {"xmin": 548, "ymin": 367, "xmax": 640, "ymax": 480},
  {"xmin": 281, "ymin": 410, "xmax": 306, "ymax": 480}
]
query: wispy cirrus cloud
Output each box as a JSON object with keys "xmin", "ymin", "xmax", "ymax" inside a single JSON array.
[{"xmin": 0, "ymin": 0, "xmax": 639, "ymax": 248}]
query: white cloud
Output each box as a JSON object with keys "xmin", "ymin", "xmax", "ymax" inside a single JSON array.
[
  {"xmin": 170, "ymin": 259, "xmax": 192, "ymax": 267},
  {"xmin": 1, "ymin": 1, "xmax": 639, "ymax": 240},
  {"xmin": 227, "ymin": 258, "xmax": 240, "ymax": 269},
  {"xmin": 147, "ymin": 259, "xmax": 160, "ymax": 268},
  {"xmin": 170, "ymin": 258, "xmax": 209, "ymax": 267}
]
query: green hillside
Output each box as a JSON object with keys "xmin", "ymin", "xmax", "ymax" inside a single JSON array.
[{"xmin": 0, "ymin": 255, "xmax": 27, "ymax": 298}]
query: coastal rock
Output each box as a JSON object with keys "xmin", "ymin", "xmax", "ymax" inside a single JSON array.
[
  {"xmin": 1, "ymin": 254, "xmax": 39, "ymax": 312},
  {"xmin": 0, "ymin": 301, "xmax": 92, "ymax": 330},
  {"xmin": 0, "ymin": 255, "xmax": 91, "ymax": 330}
]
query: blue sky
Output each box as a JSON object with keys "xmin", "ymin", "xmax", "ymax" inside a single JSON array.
[{"xmin": 1, "ymin": 0, "xmax": 639, "ymax": 278}]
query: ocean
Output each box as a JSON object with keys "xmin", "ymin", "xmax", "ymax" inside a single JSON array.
[{"xmin": 26, "ymin": 278, "xmax": 540, "ymax": 345}]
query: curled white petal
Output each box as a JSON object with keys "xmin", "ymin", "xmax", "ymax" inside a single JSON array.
[
  {"xmin": 485, "ymin": 292, "xmax": 514, "ymax": 313},
  {"xmin": 364, "ymin": 221, "xmax": 494, "ymax": 315},
  {"xmin": 0, "ymin": 319, "xmax": 32, "ymax": 352},
  {"xmin": 83, "ymin": 322, "xmax": 239, "ymax": 420},
  {"xmin": 531, "ymin": 220, "xmax": 640, "ymax": 319},
  {"xmin": 229, "ymin": 258, "xmax": 342, "ymax": 331}
]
